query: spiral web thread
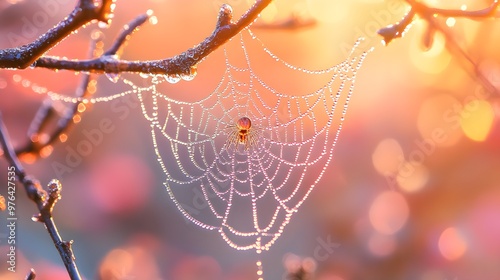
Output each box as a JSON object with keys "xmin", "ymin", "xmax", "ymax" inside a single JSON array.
[{"xmin": 128, "ymin": 29, "xmax": 370, "ymax": 253}]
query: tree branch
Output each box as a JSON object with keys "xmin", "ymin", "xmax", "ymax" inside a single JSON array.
[
  {"xmin": 13, "ymin": 12, "xmax": 145, "ymax": 158},
  {"xmin": 377, "ymin": 0, "xmax": 500, "ymax": 96},
  {"xmin": 0, "ymin": 0, "xmax": 273, "ymax": 76},
  {"xmin": 25, "ymin": 269, "xmax": 36, "ymax": 280},
  {"xmin": 0, "ymin": 0, "xmax": 114, "ymax": 69},
  {"xmin": 378, "ymin": 0, "xmax": 499, "ymax": 45},
  {"xmin": 0, "ymin": 113, "xmax": 82, "ymax": 280}
]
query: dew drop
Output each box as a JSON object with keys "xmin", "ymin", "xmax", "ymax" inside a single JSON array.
[
  {"xmin": 186, "ymin": 48, "xmax": 196, "ymax": 59},
  {"xmin": 181, "ymin": 66, "xmax": 198, "ymax": 81},
  {"xmin": 98, "ymin": 21, "xmax": 109, "ymax": 29},
  {"xmin": 106, "ymin": 73, "xmax": 120, "ymax": 83},
  {"xmin": 165, "ymin": 74, "xmax": 181, "ymax": 84},
  {"xmin": 139, "ymin": 72, "xmax": 150, "ymax": 79},
  {"xmin": 149, "ymin": 16, "xmax": 158, "ymax": 25}
]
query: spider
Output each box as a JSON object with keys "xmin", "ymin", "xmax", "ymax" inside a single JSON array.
[{"xmin": 225, "ymin": 116, "xmax": 259, "ymax": 151}]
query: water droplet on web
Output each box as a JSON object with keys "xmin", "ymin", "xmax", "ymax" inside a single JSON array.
[
  {"xmin": 181, "ymin": 73, "xmax": 195, "ymax": 81},
  {"xmin": 151, "ymin": 75, "xmax": 161, "ymax": 84},
  {"xmin": 30, "ymin": 61, "xmax": 37, "ymax": 69},
  {"xmin": 165, "ymin": 74, "xmax": 181, "ymax": 84},
  {"xmin": 106, "ymin": 73, "xmax": 120, "ymax": 83},
  {"xmin": 139, "ymin": 73, "xmax": 150, "ymax": 79},
  {"xmin": 181, "ymin": 66, "xmax": 198, "ymax": 81},
  {"xmin": 98, "ymin": 21, "xmax": 109, "ymax": 29}
]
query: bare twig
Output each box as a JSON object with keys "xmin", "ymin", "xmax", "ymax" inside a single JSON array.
[
  {"xmin": 14, "ymin": 12, "xmax": 149, "ymax": 158},
  {"xmin": 103, "ymin": 13, "xmax": 150, "ymax": 57},
  {"xmin": 377, "ymin": 9, "xmax": 415, "ymax": 46},
  {"xmin": 14, "ymin": 73, "xmax": 92, "ymax": 158},
  {"xmin": 0, "ymin": 0, "xmax": 114, "ymax": 69},
  {"xmin": 0, "ymin": 113, "xmax": 82, "ymax": 280},
  {"xmin": 378, "ymin": 0, "xmax": 500, "ymax": 96},
  {"xmin": 378, "ymin": 0, "xmax": 500, "ymax": 45},
  {"xmin": 407, "ymin": 0, "xmax": 499, "ymax": 18},
  {"xmin": 0, "ymin": 0, "xmax": 273, "ymax": 76},
  {"xmin": 25, "ymin": 268, "xmax": 36, "ymax": 280}
]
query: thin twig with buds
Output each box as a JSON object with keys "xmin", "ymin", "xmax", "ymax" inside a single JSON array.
[{"xmin": 0, "ymin": 113, "xmax": 81, "ymax": 280}]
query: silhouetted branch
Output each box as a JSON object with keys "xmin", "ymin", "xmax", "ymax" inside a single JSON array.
[
  {"xmin": 378, "ymin": 0, "xmax": 499, "ymax": 45},
  {"xmin": 0, "ymin": 114, "xmax": 82, "ymax": 280},
  {"xmin": 378, "ymin": 0, "xmax": 500, "ymax": 96}
]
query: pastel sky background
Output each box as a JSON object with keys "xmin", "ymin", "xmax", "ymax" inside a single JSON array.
[{"xmin": 1, "ymin": 0, "xmax": 500, "ymax": 279}]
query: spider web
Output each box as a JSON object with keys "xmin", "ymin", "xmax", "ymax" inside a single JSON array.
[
  {"xmin": 36, "ymin": 27, "xmax": 369, "ymax": 253},
  {"xmin": 126, "ymin": 29, "xmax": 370, "ymax": 252}
]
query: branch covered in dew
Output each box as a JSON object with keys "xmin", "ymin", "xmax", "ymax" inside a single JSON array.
[
  {"xmin": 0, "ymin": 0, "xmax": 115, "ymax": 69},
  {"xmin": 0, "ymin": 0, "xmax": 273, "ymax": 77},
  {"xmin": 0, "ymin": 114, "xmax": 82, "ymax": 280},
  {"xmin": 378, "ymin": 0, "xmax": 499, "ymax": 45}
]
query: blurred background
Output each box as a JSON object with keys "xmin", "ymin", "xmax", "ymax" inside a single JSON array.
[{"xmin": 1, "ymin": 0, "xmax": 500, "ymax": 279}]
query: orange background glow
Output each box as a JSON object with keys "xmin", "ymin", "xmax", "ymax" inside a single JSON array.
[{"xmin": 1, "ymin": 0, "xmax": 500, "ymax": 279}]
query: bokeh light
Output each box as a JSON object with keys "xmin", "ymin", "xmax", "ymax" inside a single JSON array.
[
  {"xmin": 1, "ymin": 0, "xmax": 500, "ymax": 279},
  {"xmin": 438, "ymin": 227, "xmax": 467, "ymax": 261},
  {"xmin": 396, "ymin": 160, "xmax": 430, "ymax": 193},
  {"xmin": 369, "ymin": 191, "xmax": 409, "ymax": 235},
  {"xmin": 410, "ymin": 24, "xmax": 452, "ymax": 74},
  {"xmin": 372, "ymin": 138, "xmax": 404, "ymax": 176},
  {"xmin": 460, "ymin": 99, "xmax": 494, "ymax": 142}
]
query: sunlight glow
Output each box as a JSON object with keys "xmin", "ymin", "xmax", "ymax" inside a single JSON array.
[
  {"xmin": 410, "ymin": 23, "xmax": 452, "ymax": 74},
  {"xmin": 306, "ymin": 0, "xmax": 350, "ymax": 23},
  {"xmin": 260, "ymin": 2, "xmax": 278, "ymax": 23},
  {"xmin": 417, "ymin": 94, "xmax": 462, "ymax": 147}
]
